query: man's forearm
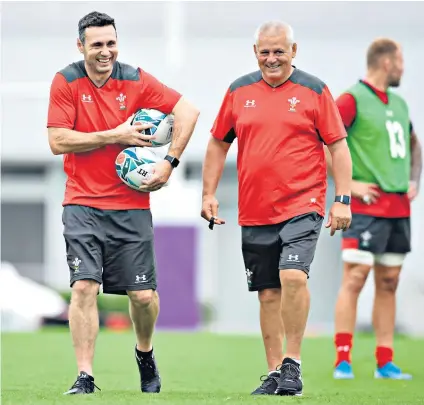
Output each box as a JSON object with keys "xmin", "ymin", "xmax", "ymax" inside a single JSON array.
[
  {"xmin": 324, "ymin": 146, "xmax": 334, "ymax": 177},
  {"xmin": 411, "ymin": 132, "xmax": 422, "ymax": 187},
  {"xmin": 167, "ymin": 105, "xmax": 200, "ymax": 160},
  {"xmin": 48, "ymin": 127, "xmax": 114, "ymax": 155},
  {"xmin": 328, "ymin": 140, "xmax": 352, "ymax": 196},
  {"xmin": 202, "ymin": 137, "xmax": 230, "ymax": 197}
]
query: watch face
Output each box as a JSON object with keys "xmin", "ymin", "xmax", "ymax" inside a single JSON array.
[{"xmin": 338, "ymin": 196, "xmax": 350, "ymax": 204}]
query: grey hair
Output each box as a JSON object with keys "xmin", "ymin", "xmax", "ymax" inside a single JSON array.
[{"xmin": 254, "ymin": 21, "xmax": 294, "ymax": 45}]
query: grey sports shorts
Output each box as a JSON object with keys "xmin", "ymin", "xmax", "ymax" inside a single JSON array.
[
  {"xmin": 62, "ymin": 205, "xmax": 157, "ymax": 295},
  {"xmin": 342, "ymin": 213, "xmax": 411, "ymax": 254},
  {"xmin": 241, "ymin": 212, "xmax": 324, "ymax": 292}
]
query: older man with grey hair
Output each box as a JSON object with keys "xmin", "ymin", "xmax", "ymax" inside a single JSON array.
[{"xmin": 201, "ymin": 20, "xmax": 352, "ymax": 396}]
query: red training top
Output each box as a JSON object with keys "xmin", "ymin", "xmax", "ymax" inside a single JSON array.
[
  {"xmin": 336, "ymin": 80, "xmax": 411, "ymax": 218},
  {"xmin": 47, "ymin": 60, "xmax": 181, "ymax": 210},
  {"xmin": 211, "ymin": 68, "xmax": 347, "ymax": 226}
]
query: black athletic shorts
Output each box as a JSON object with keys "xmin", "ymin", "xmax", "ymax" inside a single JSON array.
[
  {"xmin": 62, "ymin": 205, "xmax": 157, "ymax": 295},
  {"xmin": 241, "ymin": 212, "xmax": 324, "ymax": 292},
  {"xmin": 343, "ymin": 213, "xmax": 411, "ymax": 254}
]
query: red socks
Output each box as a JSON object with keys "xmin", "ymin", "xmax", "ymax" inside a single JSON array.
[
  {"xmin": 335, "ymin": 333, "xmax": 394, "ymax": 368},
  {"xmin": 334, "ymin": 333, "xmax": 353, "ymax": 366},
  {"xmin": 376, "ymin": 346, "xmax": 393, "ymax": 368}
]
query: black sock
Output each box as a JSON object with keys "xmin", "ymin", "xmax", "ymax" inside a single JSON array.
[
  {"xmin": 283, "ymin": 357, "xmax": 300, "ymax": 367},
  {"xmin": 136, "ymin": 347, "xmax": 153, "ymax": 360},
  {"xmin": 79, "ymin": 371, "xmax": 94, "ymax": 380}
]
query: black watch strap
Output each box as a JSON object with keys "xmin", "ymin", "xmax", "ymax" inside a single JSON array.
[
  {"xmin": 164, "ymin": 154, "xmax": 180, "ymax": 168},
  {"xmin": 335, "ymin": 195, "xmax": 351, "ymax": 205}
]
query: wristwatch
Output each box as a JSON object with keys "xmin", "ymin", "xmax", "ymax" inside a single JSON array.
[
  {"xmin": 335, "ymin": 195, "xmax": 351, "ymax": 205},
  {"xmin": 164, "ymin": 154, "xmax": 180, "ymax": 168}
]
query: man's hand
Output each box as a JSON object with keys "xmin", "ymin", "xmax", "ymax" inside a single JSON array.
[
  {"xmin": 112, "ymin": 115, "xmax": 156, "ymax": 146},
  {"xmin": 325, "ymin": 202, "xmax": 352, "ymax": 236},
  {"xmin": 139, "ymin": 160, "xmax": 173, "ymax": 192},
  {"xmin": 351, "ymin": 180, "xmax": 380, "ymax": 205},
  {"xmin": 408, "ymin": 180, "xmax": 419, "ymax": 201},
  {"xmin": 201, "ymin": 195, "xmax": 226, "ymax": 226}
]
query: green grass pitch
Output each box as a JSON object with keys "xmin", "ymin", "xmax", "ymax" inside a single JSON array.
[{"xmin": 2, "ymin": 329, "xmax": 422, "ymax": 404}]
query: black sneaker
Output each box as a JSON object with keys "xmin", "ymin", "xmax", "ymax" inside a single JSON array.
[
  {"xmin": 251, "ymin": 371, "xmax": 280, "ymax": 395},
  {"xmin": 63, "ymin": 371, "xmax": 100, "ymax": 395},
  {"xmin": 275, "ymin": 358, "xmax": 303, "ymax": 396},
  {"xmin": 135, "ymin": 347, "xmax": 161, "ymax": 393}
]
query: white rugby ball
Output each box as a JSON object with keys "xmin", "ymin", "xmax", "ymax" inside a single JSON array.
[
  {"xmin": 132, "ymin": 108, "xmax": 174, "ymax": 147},
  {"xmin": 115, "ymin": 147, "xmax": 167, "ymax": 192}
]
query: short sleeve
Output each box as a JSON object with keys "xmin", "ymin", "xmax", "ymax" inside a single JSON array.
[
  {"xmin": 211, "ymin": 88, "xmax": 236, "ymax": 143},
  {"xmin": 316, "ymin": 86, "xmax": 347, "ymax": 145},
  {"xmin": 335, "ymin": 93, "xmax": 357, "ymax": 129},
  {"xmin": 47, "ymin": 73, "xmax": 76, "ymax": 129},
  {"xmin": 137, "ymin": 69, "xmax": 182, "ymax": 114}
]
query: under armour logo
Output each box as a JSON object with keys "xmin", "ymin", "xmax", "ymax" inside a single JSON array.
[
  {"xmin": 81, "ymin": 94, "xmax": 92, "ymax": 103},
  {"xmin": 287, "ymin": 254, "xmax": 299, "ymax": 262},
  {"xmin": 244, "ymin": 100, "xmax": 256, "ymax": 108},
  {"xmin": 135, "ymin": 275, "xmax": 147, "ymax": 283}
]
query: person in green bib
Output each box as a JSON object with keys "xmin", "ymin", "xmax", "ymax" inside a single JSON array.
[{"xmin": 326, "ymin": 38, "xmax": 422, "ymax": 380}]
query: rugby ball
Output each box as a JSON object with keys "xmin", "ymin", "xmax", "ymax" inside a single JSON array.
[
  {"xmin": 115, "ymin": 147, "xmax": 167, "ymax": 192},
  {"xmin": 132, "ymin": 108, "xmax": 174, "ymax": 147}
]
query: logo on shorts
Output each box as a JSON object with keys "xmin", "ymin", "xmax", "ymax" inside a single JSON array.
[
  {"xmin": 135, "ymin": 275, "xmax": 148, "ymax": 284},
  {"xmin": 72, "ymin": 257, "xmax": 81, "ymax": 272},
  {"xmin": 288, "ymin": 97, "xmax": 300, "ymax": 112},
  {"xmin": 360, "ymin": 231, "xmax": 372, "ymax": 248},
  {"xmin": 287, "ymin": 254, "xmax": 300, "ymax": 262},
  {"xmin": 245, "ymin": 268, "xmax": 253, "ymax": 286}
]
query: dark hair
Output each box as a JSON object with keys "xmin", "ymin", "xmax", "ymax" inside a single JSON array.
[
  {"xmin": 78, "ymin": 11, "xmax": 116, "ymax": 44},
  {"xmin": 367, "ymin": 38, "xmax": 399, "ymax": 69}
]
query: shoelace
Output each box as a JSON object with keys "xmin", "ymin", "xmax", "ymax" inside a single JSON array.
[
  {"xmin": 71, "ymin": 376, "xmax": 101, "ymax": 392},
  {"xmin": 278, "ymin": 363, "xmax": 300, "ymax": 381},
  {"xmin": 258, "ymin": 373, "xmax": 279, "ymax": 389}
]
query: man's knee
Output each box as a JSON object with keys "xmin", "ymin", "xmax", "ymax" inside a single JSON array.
[
  {"xmin": 342, "ymin": 262, "xmax": 371, "ymax": 295},
  {"xmin": 128, "ymin": 289, "xmax": 156, "ymax": 308},
  {"xmin": 280, "ymin": 269, "xmax": 308, "ymax": 289},
  {"xmin": 375, "ymin": 265, "xmax": 401, "ymax": 293},
  {"xmin": 71, "ymin": 280, "xmax": 100, "ymax": 302},
  {"xmin": 376, "ymin": 275, "xmax": 399, "ymax": 293},
  {"xmin": 258, "ymin": 288, "xmax": 281, "ymax": 304}
]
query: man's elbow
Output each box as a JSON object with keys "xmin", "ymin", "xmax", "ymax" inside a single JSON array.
[
  {"xmin": 174, "ymin": 98, "xmax": 200, "ymax": 123},
  {"xmin": 185, "ymin": 104, "xmax": 200, "ymax": 124},
  {"xmin": 49, "ymin": 139, "xmax": 62, "ymax": 155},
  {"xmin": 48, "ymin": 130, "xmax": 64, "ymax": 155}
]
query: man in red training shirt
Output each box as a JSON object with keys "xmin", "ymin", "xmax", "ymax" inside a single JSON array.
[
  {"xmin": 47, "ymin": 11, "xmax": 199, "ymax": 395},
  {"xmin": 327, "ymin": 38, "xmax": 421, "ymax": 380},
  {"xmin": 201, "ymin": 20, "xmax": 352, "ymax": 396}
]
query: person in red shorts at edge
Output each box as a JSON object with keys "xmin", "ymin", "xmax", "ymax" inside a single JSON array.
[
  {"xmin": 201, "ymin": 20, "xmax": 353, "ymax": 396},
  {"xmin": 326, "ymin": 38, "xmax": 422, "ymax": 380}
]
